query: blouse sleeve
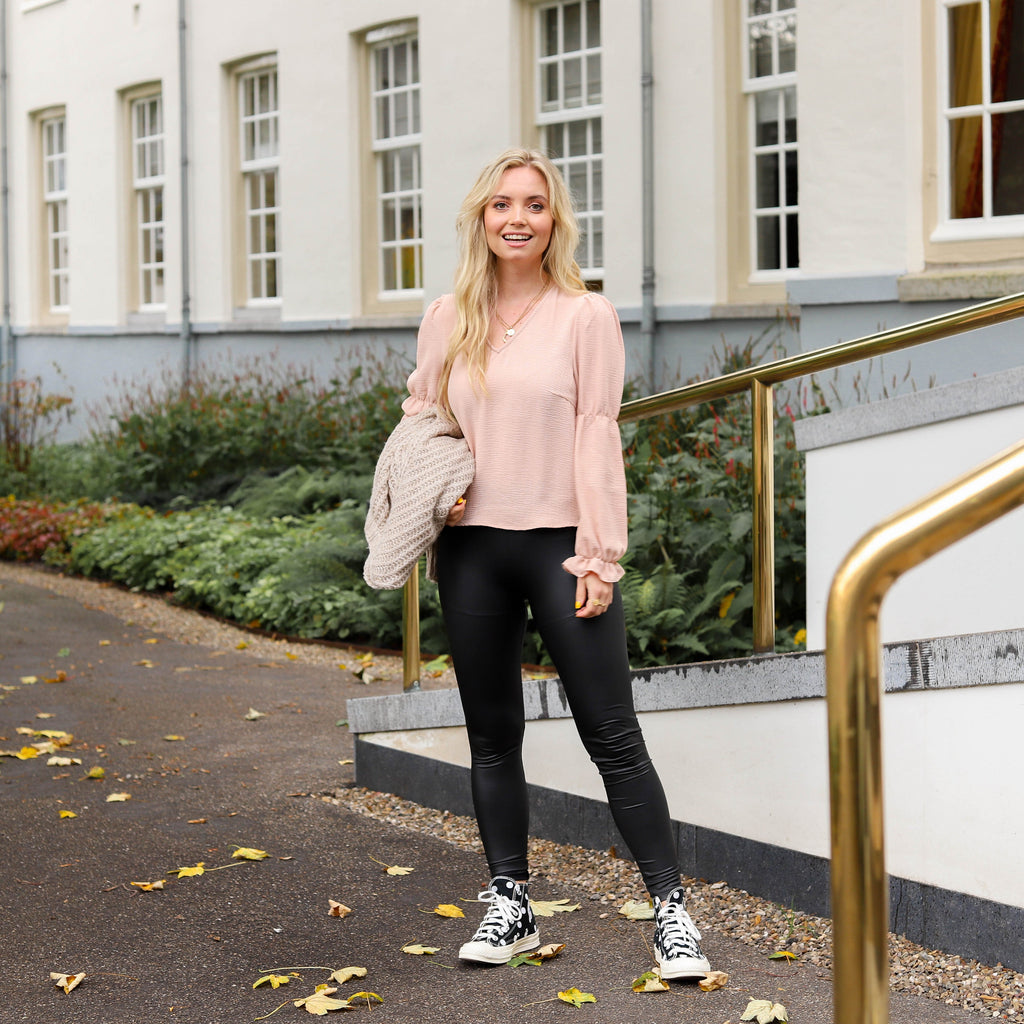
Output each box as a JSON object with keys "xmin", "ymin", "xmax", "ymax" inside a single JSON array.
[
  {"xmin": 562, "ymin": 293, "xmax": 628, "ymax": 584},
  {"xmin": 402, "ymin": 296, "xmax": 449, "ymax": 417}
]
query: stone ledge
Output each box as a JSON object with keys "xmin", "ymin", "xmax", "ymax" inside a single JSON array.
[
  {"xmin": 346, "ymin": 628, "xmax": 1024, "ymax": 735},
  {"xmin": 898, "ymin": 264, "xmax": 1024, "ymax": 302}
]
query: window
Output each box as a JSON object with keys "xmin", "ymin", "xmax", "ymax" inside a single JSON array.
[
  {"xmin": 942, "ymin": 0, "xmax": 1024, "ymax": 228},
  {"xmin": 42, "ymin": 114, "xmax": 69, "ymax": 314},
  {"xmin": 131, "ymin": 95, "xmax": 165, "ymax": 310},
  {"xmin": 743, "ymin": 0, "xmax": 798, "ymax": 274},
  {"xmin": 536, "ymin": 0, "xmax": 603, "ymax": 280},
  {"xmin": 370, "ymin": 30, "xmax": 422, "ymax": 295},
  {"xmin": 239, "ymin": 65, "xmax": 280, "ymax": 303}
]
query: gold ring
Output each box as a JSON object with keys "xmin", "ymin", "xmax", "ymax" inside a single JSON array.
[{"xmin": 590, "ymin": 600, "xmax": 605, "ymax": 607}]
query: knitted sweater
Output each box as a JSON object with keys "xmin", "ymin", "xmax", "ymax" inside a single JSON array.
[
  {"xmin": 363, "ymin": 407, "xmax": 475, "ymax": 590},
  {"xmin": 403, "ymin": 288, "xmax": 627, "ymax": 583}
]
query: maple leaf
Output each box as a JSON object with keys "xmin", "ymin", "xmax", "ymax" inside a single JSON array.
[
  {"xmin": 131, "ymin": 880, "xmax": 165, "ymax": 891},
  {"xmin": 632, "ymin": 970, "xmax": 669, "ymax": 993},
  {"xmin": 531, "ymin": 899, "xmax": 580, "ymax": 917},
  {"xmin": 59, "ymin": 810, "xmax": 77, "ymax": 819},
  {"xmin": 328, "ymin": 967, "xmax": 367, "ymax": 985},
  {"xmin": 699, "ymin": 970, "xmax": 730, "ymax": 992},
  {"xmin": 510, "ymin": 942, "xmax": 566, "ymax": 967},
  {"xmin": 232, "ymin": 846, "xmax": 269, "ymax": 860},
  {"xmin": 558, "ymin": 987, "xmax": 596, "ymax": 1008},
  {"xmin": 328, "ymin": 900, "xmax": 352, "ymax": 918},
  {"xmin": 741, "ymin": 999, "xmax": 789, "ymax": 1023},
  {"xmin": 401, "ymin": 944, "xmax": 439, "ymax": 955},
  {"xmin": 433, "ymin": 903, "xmax": 465, "ymax": 918},
  {"xmin": 51, "ymin": 972, "xmax": 85, "ymax": 994},
  {"xmin": 618, "ymin": 899, "xmax": 655, "ymax": 920},
  {"xmin": 254, "ymin": 974, "xmax": 292, "ymax": 989},
  {"xmin": 174, "ymin": 862, "xmax": 206, "ymax": 878},
  {"xmin": 293, "ymin": 986, "xmax": 352, "ymax": 1015}
]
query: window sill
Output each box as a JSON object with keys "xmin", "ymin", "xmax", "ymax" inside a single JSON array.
[
  {"xmin": 231, "ymin": 304, "xmax": 282, "ymax": 328},
  {"xmin": 21, "ymin": 0, "xmax": 65, "ymax": 11},
  {"xmin": 897, "ymin": 262, "xmax": 1024, "ymax": 303}
]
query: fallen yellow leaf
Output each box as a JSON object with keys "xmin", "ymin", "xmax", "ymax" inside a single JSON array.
[
  {"xmin": 328, "ymin": 900, "xmax": 352, "ymax": 918},
  {"xmin": 20, "ymin": 675, "xmax": 38, "ymax": 684},
  {"xmin": 531, "ymin": 899, "xmax": 580, "ymax": 917},
  {"xmin": 162, "ymin": 734, "xmax": 184, "ymax": 741},
  {"xmin": 15, "ymin": 746, "xmax": 39, "ymax": 760},
  {"xmin": 699, "ymin": 970, "xmax": 730, "ymax": 992},
  {"xmin": 131, "ymin": 880, "xmax": 165, "ymax": 891},
  {"xmin": 99, "ymin": 640, "xmax": 111, "ymax": 646},
  {"xmin": 106, "ymin": 792, "xmax": 132, "ymax": 802},
  {"xmin": 36, "ymin": 712, "xmax": 55, "ymax": 719},
  {"xmin": 328, "ymin": 967, "xmax": 367, "ymax": 985},
  {"xmin": 47, "ymin": 756, "xmax": 82, "ymax": 766},
  {"xmin": 59, "ymin": 810, "xmax": 77, "ymax": 819},
  {"xmin": 85, "ymin": 766, "xmax": 105, "ymax": 779},
  {"xmin": 433, "ymin": 903, "xmax": 465, "ymax": 918},
  {"xmin": 349, "ymin": 992, "xmax": 383, "ymax": 1008},
  {"xmin": 174, "ymin": 862, "xmax": 206, "ymax": 878},
  {"xmin": 235, "ymin": 641, "xmax": 249, "ymax": 650},
  {"xmin": 51, "ymin": 972, "xmax": 85, "ymax": 994},
  {"xmin": 254, "ymin": 974, "xmax": 291, "ymax": 989},
  {"xmin": 742, "ymin": 999, "xmax": 789, "ymax": 1023},
  {"xmin": 401, "ymin": 943, "xmax": 439, "ymax": 955},
  {"xmin": 135, "ymin": 660, "xmax": 155, "ymax": 668},
  {"xmin": 232, "ymin": 846, "xmax": 269, "ymax": 860},
  {"xmin": 618, "ymin": 899, "xmax": 654, "ymax": 920},
  {"xmin": 293, "ymin": 987, "xmax": 347, "ymax": 1015},
  {"xmin": 632, "ymin": 969, "xmax": 669, "ymax": 993},
  {"xmin": 558, "ymin": 987, "xmax": 596, "ymax": 1008}
]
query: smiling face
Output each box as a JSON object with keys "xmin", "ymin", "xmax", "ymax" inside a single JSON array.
[{"xmin": 482, "ymin": 164, "xmax": 555, "ymax": 271}]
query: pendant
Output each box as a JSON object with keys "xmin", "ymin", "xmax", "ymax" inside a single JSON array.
[{"xmin": 504, "ymin": 328, "xmax": 515, "ymax": 339}]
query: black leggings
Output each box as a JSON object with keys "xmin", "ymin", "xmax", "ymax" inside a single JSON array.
[{"xmin": 436, "ymin": 525, "xmax": 680, "ymax": 898}]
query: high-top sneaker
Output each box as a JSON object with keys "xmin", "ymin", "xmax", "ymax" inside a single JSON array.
[
  {"xmin": 458, "ymin": 876, "xmax": 540, "ymax": 965},
  {"xmin": 653, "ymin": 887, "xmax": 711, "ymax": 979}
]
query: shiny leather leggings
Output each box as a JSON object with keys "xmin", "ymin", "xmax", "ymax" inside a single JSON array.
[{"xmin": 436, "ymin": 525, "xmax": 680, "ymax": 898}]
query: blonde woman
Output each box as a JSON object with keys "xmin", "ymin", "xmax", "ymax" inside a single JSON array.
[{"xmin": 403, "ymin": 149, "xmax": 711, "ymax": 980}]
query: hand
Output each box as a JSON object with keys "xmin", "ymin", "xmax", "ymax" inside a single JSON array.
[
  {"xmin": 575, "ymin": 571, "xmax": 613, "ymax": 618},
  {"xmin": 445, "ymin": 497, "xmax": 466, "ymax": 527}
]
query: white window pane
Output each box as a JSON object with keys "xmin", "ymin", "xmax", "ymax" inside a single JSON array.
[
  {"xmin": 563, "ymin": 56, "xmax": 582, "ymax": 106},
  {"xmin": 375, "ymin": 47, "xmax": 389, "ymax": 91},
  {"xmin": 756, "ymin": 152, "xmax": 780, "ymax": 209},
  {"xmin": 251, "ymin": 259, "xmax": 263, "ymax": 299},
  {"xmin": 568, "ymin": 119, "xmax": 588, "ymax": 156},
  {"xmin": 750, "ymin": 28, "xmax": 773, "ymax": 78},
  {"xmin": 244, "ymin": 76, "xmax": 255, "ymax": 117},
  {"xmin": 992, "ymin": 110, "xmax": 1024, "ymax": 216},
  {"xmin": 381, "ymin": 152, "xmax": 396, "ymax": 194},
  {"xmin": 777, "ymin": 14, "xmax": 797, "ymax": 74},
  {"xmin": 398, "ymin": 147, "xmax": 415, "ymax": 191},
  {"xmin": 245, "ymin": 122, "xmax": 256, "ymax": 162},
  {"xmin": 785, "ymin": 214, "xmax": 799, "ymax": 268},
  {"xmin": 543, "ymin": 63, "xmax": 560, "ymax": 110},
  {"xmin": 265, "ymin": 170, "xmax": 277, "ymax": 210},
  {"xmin": 586, "ymin": 0, "xmax": 600, "ymax": 47},
  {"xmin": 382, "ymin": 249, "xmax": 396, "ymax": 291},
  {"xmin": 400, "ymin": 244, "xmax": 418, "ymax": 289},
  {"xmin": 266, "ymin": 212, "xmax": 277, "ymax": 254},
  {"xmin": 591, "ymin": 215, "xmax": 603, "ymax": 266},
  {"xmin": 755, "ymin": 91, "xmax": 780, "ymax": 146},
  {"xmin": 592, "ymin": 159, "xmax": 603, "ymax": 209},
  {"xmin": 382, "ymin": 198, "xmax": 397, "ymax": 242},
  {"xmin": 757, "ymin": 216, "xmax": 780, "ymax": 270},
  {"xmin": 785, "ymin": 150, "xmax": 798, "ymax": 207},
  {"xmin": 376, "ymin": 96, "xmax": 391, "ymax": 139},
  {"xmin": 394, "ymin": 91, "xmax": 409, "ymax": 137},
  {"xmin": 154, "ymin": 225, "xmax": 164, "ymax": 263},
  {"xmin": 411, "ymin": 38, "xmax": 419, "ymax": 84},
  {"xmin": 591, "ymin": 117, "xmax": 602, "ymax": 153},
  {"xmin": 784, "ymin": 87, "xmax": 797, "ymax": 142},
  {"xmin": 266, "ymin": 256, "xmax": 278, "ymax": 298},
  {"xmin": 949, "ymin": 115, "xmax": 983, "ymax": 218},
  {"xmin": 257, "ymin": 73, "xmax": 271, "ymax": 114},
  {"xmin": 750, "ymin": 0, "xmax": 771, "ymax": 14},
  {"xmin": 542, "ymin": 6, "xmax": 559, "ymax": 57},
  {"xmin": 586, "ymin": 53, "xmax": 601, "ymax": 104},
  {"xmin": 412, "ymin": 90, "xmax": 421, "ymax": 134},
  {"xmin": 394, "ymin": 42, "xmax": 408, "ymax": 87},
  {"xmin": 563, "ymin": 2, "xmax": 581, "ymax": 51},
  {"xmin": 546, "ymin": 123, "xmax": 564, "ymax": 159}
]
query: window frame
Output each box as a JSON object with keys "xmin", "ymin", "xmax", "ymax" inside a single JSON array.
[
  {"xmin": 368, "ymin": 26, "xmax": 424, "ymax": 301},
  {"xmin": 741, "ymin": 0, "xmax": 799, "ymax": 281},
  {"xmin": 534, "ymin": 0, "xmax": 604, "ymax": 283},
  {"xmin": 933, "ymin": 0, "xmax": 1024, "ymax": 242},
  {"xmin": 41, "ymin": 113, "xmax": 69, "ymax": 316},
  {"xmin": 130, "ymin": 92, "xmax": 167, "ymax": 312},
  {"xmin": 237, "ymin": 61, "xmax": 281, "ymax": 307}
]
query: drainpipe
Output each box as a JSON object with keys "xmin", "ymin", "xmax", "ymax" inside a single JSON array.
[
  {"xmin": 640, "ymin": 0, "xmax": 656, "ymax": 388},
  {"xmin": 0, "ymin": 0, "xmax": 13, "ymax": 388},
  {"xmin": 178, "ymin": 0, "xmax": 193, "ymax": 385}
]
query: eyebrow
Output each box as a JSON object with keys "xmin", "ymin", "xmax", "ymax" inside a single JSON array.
[{"xmin": 492, "ymin": 193, "xmax": 548, "ymax": 202}]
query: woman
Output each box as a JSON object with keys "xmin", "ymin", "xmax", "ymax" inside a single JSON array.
[{"xmin": 402, "ymin": 148, "xmax": 710, "ymax": 980}]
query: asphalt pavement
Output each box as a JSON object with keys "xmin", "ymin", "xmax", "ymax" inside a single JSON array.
[{"xmin": 0, "ymin": 573, "xmax": 982, "ymax": 1024}]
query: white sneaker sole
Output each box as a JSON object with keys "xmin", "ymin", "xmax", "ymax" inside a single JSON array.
[
  {"xmin": 458, "ymin": 930, "xmax": 540, "ymax": 965},
  {"xmin": 656, "ymin": 951, "xmax": 712, "ymax": 980}
]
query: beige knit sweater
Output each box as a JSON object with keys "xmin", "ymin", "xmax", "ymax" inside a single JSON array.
[{"xmin": 363, "ymin": 407, "xmax": 475, "ymax": 590}]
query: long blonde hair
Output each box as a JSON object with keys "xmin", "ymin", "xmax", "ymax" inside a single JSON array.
[{"xmin": 437, "ymin": 148, "xmax": 588, "ymax": 418}]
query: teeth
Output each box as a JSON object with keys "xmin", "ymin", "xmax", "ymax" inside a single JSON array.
[{"xmin": 504, "ymin": 234, "xmax": 530, "ymax": 241}]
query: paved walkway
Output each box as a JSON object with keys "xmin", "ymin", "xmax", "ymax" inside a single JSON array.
[{"xmin": 0, "ymin": 573, "xmax": 979, "ymax": 1024}]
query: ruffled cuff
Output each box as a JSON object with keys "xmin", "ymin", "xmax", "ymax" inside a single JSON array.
[
  {"xmin": 562, "ymin": 553, "xmax": 625, "ymax": 584},
  {"xmin": 401, "ymin": 393, "xmax": 430, "ymax": 418}
]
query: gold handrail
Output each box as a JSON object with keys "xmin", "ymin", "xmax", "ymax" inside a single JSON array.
[
  {"xmin": 825, "ymin": 437, "xmax": 1024, "ymax": 1024},
  {"xmin": 401, "ymin": 291, "xmax": 1024, "ymax": 683}
]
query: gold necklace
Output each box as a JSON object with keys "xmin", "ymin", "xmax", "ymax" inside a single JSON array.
[{"xmin": 495, "ymin": 283, "xmax": 549, "ymax": 341}]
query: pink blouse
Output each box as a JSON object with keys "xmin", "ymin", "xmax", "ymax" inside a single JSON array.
[{"xmin": 402, "ymin": 287, "xmax": 628, "ymax": 583}]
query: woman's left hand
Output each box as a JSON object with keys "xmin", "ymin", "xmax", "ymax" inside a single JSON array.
[{"xmin": 575, "ymin": 571, "xmax": 613, "ymax": 618}]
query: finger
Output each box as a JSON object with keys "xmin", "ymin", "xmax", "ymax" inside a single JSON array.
[{"xmin": 574, "ymin": 575, "xmax": 587, "ymax": 613}]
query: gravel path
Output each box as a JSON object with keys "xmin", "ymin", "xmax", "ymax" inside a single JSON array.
[{"xmin": 2, "ymin": 560, "xmax": 1022, "ymax": 1019}]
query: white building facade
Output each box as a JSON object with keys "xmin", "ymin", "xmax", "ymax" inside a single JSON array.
[{"xmin": 1, "ymin": 0, "xmax": 1022, "ymax": 421}]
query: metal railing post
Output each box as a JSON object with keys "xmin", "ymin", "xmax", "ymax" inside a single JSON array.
[
  {"xmin": 751, "ymin": 379, "xmax": 775, "ymax": 653},
  {"xmin": 825, "ymin": 437, "xmax": 1024, "ymax": 1024},
  {"xmin": 402, "ymin": 568, "xmax": 420, "ymax": 692}
]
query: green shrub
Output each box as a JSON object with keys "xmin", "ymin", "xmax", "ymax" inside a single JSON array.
[{"xmin": 86, "ymin": 350, "xmax": 408, "ymax": 508}]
